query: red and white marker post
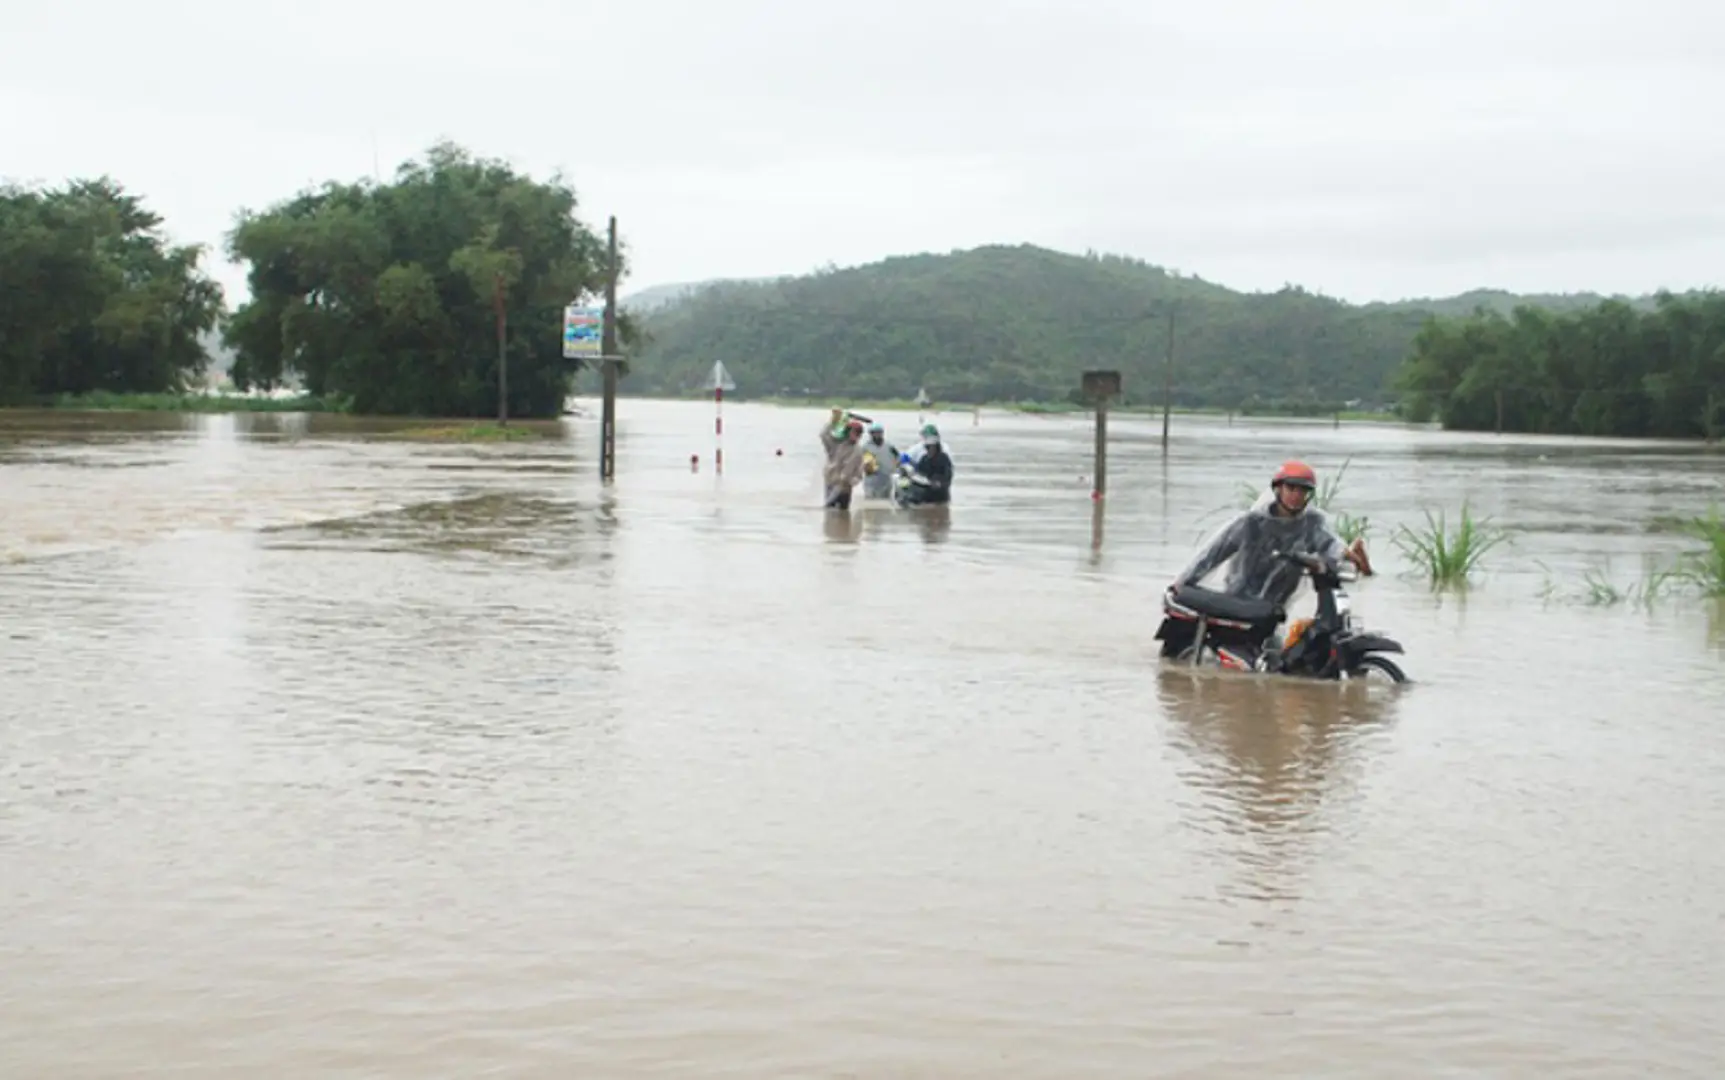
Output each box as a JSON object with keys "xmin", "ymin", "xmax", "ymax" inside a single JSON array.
[{"xmin": 707, "ymin": 361, "xmax": 735, "ymax": 474}]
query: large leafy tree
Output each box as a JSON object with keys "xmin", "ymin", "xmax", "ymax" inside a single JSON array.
[
  {"xmin": 1395, "ymin": 292, "xmax": 1725, "ymax": 439},
  {"xmin": 0, "ymin": 178, "xmax": 224, "ymax": 405},
  {"xmin": 224, "ymin": 141, "xmax": 622, "ymax": 417}
]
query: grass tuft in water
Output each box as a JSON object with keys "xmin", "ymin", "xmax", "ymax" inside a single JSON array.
[
  {"xmin": 1537, "ymin": 554, "xmax": 1692, "ymax": 609},
  {"xmin": 1579, "ymin": 567, "xmax": 1625, "ymax": 605},
  {"xmin": 1671, "ymin": 505, "xmax": 1725, "ymax": 596},
  {"xmin": 1391, "ymin": 503, "xmax": 1508, "ymax": 587},
  {"xmin": 1331, "ymin": 510, "xmax": 1371, "ymax": 545},
  {"xmin": 1230, "ymin": 456, "xmax": 1371, "ymax": 543},
  {"xmin": 1553, "ymin": 564, "xmax": 1679, "ymax": 608},
  {"xmin": 1313, "ymin": 458, "xmax": 1370, "ymax": 543}
]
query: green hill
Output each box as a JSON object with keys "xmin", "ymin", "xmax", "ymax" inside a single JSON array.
[{"xmin": 619, "ymin": 244, "xmax": 1663, "ymax": 411}]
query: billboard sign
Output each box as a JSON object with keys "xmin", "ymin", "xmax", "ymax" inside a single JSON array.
[{"xmin": 563, "ymin": 304, "xmax": 603, "ymax": 360}]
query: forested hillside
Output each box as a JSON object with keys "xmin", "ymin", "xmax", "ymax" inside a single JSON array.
[
  {"xmin": 621, "ymin": 244, "xmax": 1656, "ymax": 411},
  {"xmin": 1397, "ymin": 292, "xmax": 1725, "ymax": 439}
]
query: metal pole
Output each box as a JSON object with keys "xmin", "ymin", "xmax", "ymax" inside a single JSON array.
[
  {"xmin": 494, "ymin": 272, "xmax": 507, "ymax": 426},
  {"xmin": 1093, "ymin": 395, "xmax": 1108, "ymax": 500},
  {"xmin": 715, "ymin": 384, "xmax": 723, "ymax": 473},
  {"xmin": 1161, "ymin": 306, "xmax": 1174, "ymax": 451},
  {"xmin": 600, "ymin": 215, "xmax": 619, "ymax": 481}
]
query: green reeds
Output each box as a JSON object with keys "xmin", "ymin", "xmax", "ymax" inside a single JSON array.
[
  {"xmin": 1537, "ymin": 559, "xmax": 1680, "ymax": 608},
  {"xmin": 1671, "ymin": 506, "xmax": 1725, "ymax": 596},
  {"xmin": 1391, "ymin": 502, "xmax": 1508, "ymax": 587},
  {"xmin": 1233, "ymin": 456, "xmax": 1371, "ymax": 542}
]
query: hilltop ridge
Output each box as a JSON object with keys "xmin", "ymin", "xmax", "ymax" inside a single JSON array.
[{"xmin": 619, "ymin": 243, "xmax": 1668, "ymax": 408}]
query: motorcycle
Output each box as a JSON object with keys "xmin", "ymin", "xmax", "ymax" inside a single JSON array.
[
  {"xmin": 891, "ymin": 459, "xmax": 949, "ymax": 509},
  {"xmin": 1154, "ymin": 549, "xmax": 1408, "ymax": 682}
]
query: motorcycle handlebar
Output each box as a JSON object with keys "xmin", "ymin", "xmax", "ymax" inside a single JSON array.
[{"xmin": 1271, "ymin": 549, "xmax": 1358, "ymax": 581}]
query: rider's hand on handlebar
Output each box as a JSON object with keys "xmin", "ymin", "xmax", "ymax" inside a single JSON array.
[{"xmin": 1345, "ymin": 538, "xmax": 1374, "ymax": 576}]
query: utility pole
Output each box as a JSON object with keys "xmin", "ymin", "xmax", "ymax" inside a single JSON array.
[
  {"xmin": 599, "ymin": 215, "xmax": 620, "ymax": 481},
  {"xmin": 1161, "ymin": 305, "xmax": 1175, "ymax": 452},
  {"xmin": 1081, "ymin": 370, "xmax": 1122, "ymax": 501},
  {"xmin": 1094, "ymin": 391, "xmax": 1109, "ymax": 497},
  {"xmin": 494, "ymin": 271, "xmax": 508, "ymax": 426}
]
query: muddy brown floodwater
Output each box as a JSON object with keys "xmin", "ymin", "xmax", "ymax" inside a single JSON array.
[{"xmin": 3, "ymin": 399, "xmax": 1724, "ymax": 1077}]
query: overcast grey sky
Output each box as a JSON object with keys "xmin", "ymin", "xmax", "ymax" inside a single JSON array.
[{"xmin": 5, "ymin": 0, "xmax": 1723, "ymax": 306}]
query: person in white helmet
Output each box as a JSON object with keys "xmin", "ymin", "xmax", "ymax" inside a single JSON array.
[{"xmin": 860, "ymin": 421, "xmax": 900, "ymax": 500}]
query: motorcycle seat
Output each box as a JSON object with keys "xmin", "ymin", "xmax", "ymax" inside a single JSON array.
[{"xmin": 1167, "ymin": 582, "xmax": 1284, "ymax": 625}]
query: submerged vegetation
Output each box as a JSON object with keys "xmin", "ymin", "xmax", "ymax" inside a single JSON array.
[
  {"xmin": 1671, "ymin": 506, "xmax": 1725, "ymax": 597},
  {"xmin": 1537, "ymin": 561, "xmax": 1680, "ymax": 608},
  {"xmin": 1391, "ymin": 503, "xmax": 1509, "ymax": 588},
  {"xmin": 1314, "ymin": 459, "xmax": 1371, "ymax": 546},
  {"xmin": 1533, "ymin": 507, "xmax": 1723, "ymax": 608}
]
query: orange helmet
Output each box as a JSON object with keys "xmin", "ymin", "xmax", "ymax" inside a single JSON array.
[{"xmin": 1271, "ymin": 460, "xmax": 1317, "ymax": 491}]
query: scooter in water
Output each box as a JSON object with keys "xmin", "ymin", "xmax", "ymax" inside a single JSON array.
[
  {"xmin": 891, "ymin": 459, "xmax": 949, "ymax": 509},
  {"xmin": 1154, "ymin": 549, "xmax": 1408, "ymax": 682}
]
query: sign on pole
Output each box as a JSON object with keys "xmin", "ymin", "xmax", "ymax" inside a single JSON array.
[
  {"xmin": 706, "ymin": 360, "xmax": 736, "ymax": 392},
  {"xmin": 563, "ymin": 304, "xmax": 604, "ymax": 360}
]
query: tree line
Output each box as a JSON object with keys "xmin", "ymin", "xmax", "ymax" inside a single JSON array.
[
  {"xmin": 1396, "ymin": 293, "xmax": 1725, "ymax": 439},
  {"xmin": 6, "ymin": 147, "xmax": 1719, "ymax": 437},
  {"xmin": 2, "ymin": 142, "xmax": 627, "ymax": 417},
  {"xmin": 1, "ymin": 178, "xmax": 223, "ymax": 406}
]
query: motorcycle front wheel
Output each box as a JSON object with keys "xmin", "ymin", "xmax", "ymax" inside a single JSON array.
[{"xmin": 1346, "ymin": 655, "xmax": 1407, "ymax": 683}]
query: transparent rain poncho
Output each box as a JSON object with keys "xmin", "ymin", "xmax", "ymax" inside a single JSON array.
[{"xmin": 1176, "ymin": 491, "xmax": 1350, "ymax": 607}]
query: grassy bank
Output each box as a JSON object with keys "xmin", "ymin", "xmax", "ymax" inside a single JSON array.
[
  {"xmin": 387, "ymin": 422, "xmax": 557, "ymax": 442},
  {"xmin": 25, "ymin": 394, "xmax": 567, "ymax": 443},
  {"xmin": 40, "ymin": 390, "xmax": 349, "ymax": 413}
]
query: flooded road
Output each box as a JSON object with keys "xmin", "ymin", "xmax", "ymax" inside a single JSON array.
[{"xmin": 3, "ymin": 399, "xmax": 1724, "ymax": 1077}]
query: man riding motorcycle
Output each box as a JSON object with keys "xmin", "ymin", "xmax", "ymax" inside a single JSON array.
[
  {"xmin": 904, "ymin": 422, "xmax": 953, "ymax": 468},
  {"xmin": 1174, "ymin": 460, "xmax": 1372, "ymax": 640},
  {"xmin": 895, "ymin": 423, "xmax": 953, "ymax": 506}
]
